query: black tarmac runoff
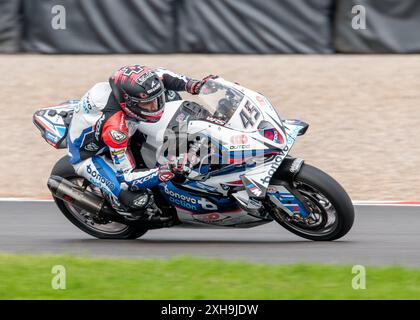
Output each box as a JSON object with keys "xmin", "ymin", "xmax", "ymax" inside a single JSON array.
[{"xmin": 0, "ymin": 201, "xmax": 419, "ymax": 267}]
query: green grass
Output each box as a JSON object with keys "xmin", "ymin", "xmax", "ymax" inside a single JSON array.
[{"xmin": 0, "ymin": 254, "xmax": 419, "ymax": 299}]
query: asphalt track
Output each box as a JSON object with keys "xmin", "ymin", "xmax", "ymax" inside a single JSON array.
[{"xmin": 0, "ymin": 201, "xmax": 419, "ymax": 267}]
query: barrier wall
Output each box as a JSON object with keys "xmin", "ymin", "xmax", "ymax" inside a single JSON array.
[
  {"xmin": 334, "ymin": 0, "xmax": 420, "ymax": 53},
  {"xmin": 22, "ymin": 0, "xmax": 177, "ymax": 53},
  {"xmin": 176, "ymin": 0, "xmax": 334, "ymax": 54},
  {"xmin": 0, "ymin": 0, "xmax": 419, "ymax": 53},
  {"xmin": 0, "ymin": 0, "xmax": 22, "ymax": 52}
]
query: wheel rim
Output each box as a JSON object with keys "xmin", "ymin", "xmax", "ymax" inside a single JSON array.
[
  {"xmin": 271, "ymin": 181, "xmax": 339, "ymax": 237},
  {"xmin": 62, "ymin": 177, "xmax": 129, "ymax": 235}
]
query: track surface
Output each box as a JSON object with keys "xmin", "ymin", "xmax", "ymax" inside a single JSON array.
[{"xmin": 0, "ymin": 202, "xmax": 419, "ymax": 267}]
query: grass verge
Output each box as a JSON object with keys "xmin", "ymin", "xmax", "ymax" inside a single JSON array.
[{"xmin": 0, "ymin": 254, "xmax": 418, "ymax": 299}]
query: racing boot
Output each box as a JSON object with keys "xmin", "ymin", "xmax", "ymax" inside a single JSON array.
[{"xmin": 118, "ymin": 189, "xmax": 166, "ymax": 221}]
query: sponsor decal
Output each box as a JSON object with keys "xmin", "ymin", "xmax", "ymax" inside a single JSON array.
[
  {"xmin": 111, "ymin": 149, "xmax": 126, "ymax": 165},
  {"xmin": 256, "ymin": 95, "xmax": 266, "ymax": 107},
  {"xmin": 270, "ymin": 190, "xmax": 308, "ymax": 217},
  {"xmin": 122, "ymin": 65, "xmax": 144, "ymax": 76},
  {"xmin": 45, "ymin": 131, "xmax": 59, "ymax": 143},
  {"xmin": 231, "ymin": 134, "xmax": 248, "ymax": 145},
  {"xmin": 226, "ymin": 180, "xmax": 243, "ymax": 185},
  {"xmin": 193, "ymin": 212, "xmax": 228, "ymax": 223},
  {"xmin": 259, "ymin": 147, "xmax": 289, "ymax": 185},
  {"xmin": 133, "ymin": 194, "xmax": 149, "ymax": 208},
  {"xmin": 249, "ymin": 198, "xmax": 262, "ymax": 207},
  {"xmin": 131, "ymin": 171, "xmax": 159, "ymax": 191},
  {"xmin": 86, "ymin": 164, "xmax": 115, "ymax": 191},
  {"xmin": 192, "ymin": 182, "xmax": 218, "ymax": 193},
  {"xmin": 84, "ymin": 142, "xmax": 99, "ymax": 152},
  {"xmin": 247, "ymin": 183, "xmax": 262, "ymax": 197},
  {"xmin": 286, "ymin": 125, "xmax": 301, "ymax": 145},
  {"xmin": 145, "ymin": 79, "xmax": 161, "ymax": 94},
  {"xmin": 159, "ymin": 171, "xmax": 174, "ymax": 181},
  {"xmin": 119, "ymin": 113, "xmax": 126, "ymax": 129},
  {"xmin": 204, "ymin": 213, "xmax": 221, "ymax": 220},
  {"xmin": 113, "ymin": 154, "xmax": 125, "ymax": 165},
  {"xmin": 263, "ymin": 128, "xmax": 283, "ymax": 144},
  {"xmin": 81, "ymin": 94, "xmax": 92, "ymax": 114},
  {"xmin": 164, "ymin": 185, "xmax": 198, "ymax": 210},
  {"xmin": 167, "ymin": 90, "xmax": 176, "ymax": 100},
  {"xmin": 111, "ymin": 149, "xmax": 125, "ymax": 156},
  {"xmin": 163, "ymin": 185, "xmax": 217, "ymax": 211},
  {"xmin": 197, "ymin": 198, "xmax": 218, "ymax": 210},
  {"xmin": 220, "ymin": 184, "xmax": 231, "ymax": 191},
  {"xmin": 229, "ymin": 144, "xmax": 250, "ymax": 150},
  {"xmin": 109, "ymin": 130, "xmax": 127, "ymax": 142},
  {"xmin": 206, "ymin": 116, "xmax": 226, "ymax": 126},
  {"xmin": 95, "ymin": 114, "xmax": 105, "ymax": 140},
  {"xmin": 147, "ymin": 86, "xmax": 160, "ymax": 94},
  {"xmin": 290, "ymin": 158, "xmax": 304, "ymax": 174},
  {"xmin": 136, "ymin": 71, "xmax": 154, "ymax": 85}
]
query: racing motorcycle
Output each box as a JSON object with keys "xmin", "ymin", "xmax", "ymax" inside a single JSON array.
[{"xmin": 33, "ymin": 78, "xmax": 354, "ymax": 241}]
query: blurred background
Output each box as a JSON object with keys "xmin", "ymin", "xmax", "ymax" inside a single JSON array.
[{"xmin": 0, "ymin": 0, "xmax": 419, "ymax": 200}]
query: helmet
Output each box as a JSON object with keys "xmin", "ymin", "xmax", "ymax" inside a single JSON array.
[{"xmin": 109, "ymin": 65, "xmax": 166, "ymax": 122}]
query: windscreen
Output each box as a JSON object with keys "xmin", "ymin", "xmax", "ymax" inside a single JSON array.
[{"xmin": 188, "ymin": 80, "xmax": 244, "ymax": 123}]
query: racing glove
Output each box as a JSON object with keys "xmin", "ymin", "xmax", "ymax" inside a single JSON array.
[
  {"xmin": 157, "ymin": 164, "xmax": 176, "ymax": 183},
  {"xmin": 186, "ymin": 75, "xmax": 219, "ymax": 95},
  {"xmin": 160, "ymin": 154, "xmax": 193, "ymax": 183}
]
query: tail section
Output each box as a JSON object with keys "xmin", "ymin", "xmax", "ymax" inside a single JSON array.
[{"xmin": 33, "ymin": 100, "xmax": 79, "ymax": 148}]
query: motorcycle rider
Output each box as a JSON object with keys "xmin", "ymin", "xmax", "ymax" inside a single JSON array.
[{"xmin": 67, "ymin": 64, "xmax": 216, "ymax": 218}]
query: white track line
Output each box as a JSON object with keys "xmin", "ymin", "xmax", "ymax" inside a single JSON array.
[
  {"xmin": 0, "ymin": 198, "xmax": 420, "ymax": 206},
  {"xmin": 0, "ymin": 198, "xmax": 53, "ymax": 202},
  {"xmin": 353, "ymin": 201, "xmax": 420, "ymax": 207}
]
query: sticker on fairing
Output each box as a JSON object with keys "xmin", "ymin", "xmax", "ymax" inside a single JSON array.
[
  {"xmin": 110, "ymin": 130, "xmax": 127, "ymax": 142},
  {"xmin": 267, "ymin": 185, "xmax": 309, "ymax": 217}
]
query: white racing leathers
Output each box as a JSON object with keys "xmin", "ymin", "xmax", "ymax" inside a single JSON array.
[
  {"xmin": 67, "ymin": 82, "xmax": 158, "ymax": 207},
  {"xmin": 67, "ymin": 68, "xmax": 192, "ymax": 208}
]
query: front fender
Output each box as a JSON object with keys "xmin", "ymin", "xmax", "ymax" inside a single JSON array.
[{"xmin": 273, "ymin": 156, "xmax": 305, "ymax": 185}]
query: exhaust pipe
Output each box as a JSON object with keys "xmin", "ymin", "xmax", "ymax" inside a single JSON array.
[
  {"xmin": 48, "ymin": 175, "xmax": 174, "ymax": 226},
  {"xmin": 47, "ymin": 175, "xmax": 113, "ymax": 216}
]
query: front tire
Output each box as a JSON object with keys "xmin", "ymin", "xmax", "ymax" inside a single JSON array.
[
  {"xmin": 270, "ymin": 163, "xmax": 354, "ymax": 241},
  {"xmin": 51, "ymin": 156, "xmax": 148, "ymax": 239}
]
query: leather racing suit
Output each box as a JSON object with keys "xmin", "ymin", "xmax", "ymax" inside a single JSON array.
[{"xmin": 67, "ymin": 68, "xmax": 194, "ymax": 208}]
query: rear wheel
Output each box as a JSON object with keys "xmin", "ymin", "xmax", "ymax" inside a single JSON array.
[
  {"xmin": 269, "ymin": 163, "xmax": 354, "ymax": 241},
  {"xmin": 51, "ymin": 156, "xmax": 148, "ymax": 239}
]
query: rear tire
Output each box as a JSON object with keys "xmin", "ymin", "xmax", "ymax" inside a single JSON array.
[
  {"xmin": 51, "ymin": 156, "xmax": 148, "ymax": 239},
  {"xmin": 270, "ymin": 163, "xmax": 354, "ymax": 241}
]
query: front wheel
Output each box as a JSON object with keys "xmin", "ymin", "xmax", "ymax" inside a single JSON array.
[{"xmin": 269, "ymin": 164, "xmax": 354, "ymax": 241}]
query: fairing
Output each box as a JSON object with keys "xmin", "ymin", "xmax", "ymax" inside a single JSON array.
[{"xmin": 35, "ymin": 78, "xmax": 310, "ymax": 228}]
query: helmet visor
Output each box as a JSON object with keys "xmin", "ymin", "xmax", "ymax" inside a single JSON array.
[
  {"xmin": 137, "ymin": 98, "xmax": 159, "ymax": 113},
  {"xmin": 127, "ymin": 94, "xmax": 152, "ymax": 108},
  {"xmin": 125, "ymin": 92, "xmax": 165, "ymax": 118}
]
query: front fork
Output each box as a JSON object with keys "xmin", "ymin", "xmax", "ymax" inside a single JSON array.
[
  {"xmin": 263, "ymin": 157, "xmax": 311, "ymax": 219},
  {"xmin": 232, "ymin": 157, "xmax": 310, "ymax": 220}
]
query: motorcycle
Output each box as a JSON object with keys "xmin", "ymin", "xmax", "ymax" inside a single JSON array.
[{"xmin": 33, "ymin": 78, "xmax": 354, "ymax": 241}]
